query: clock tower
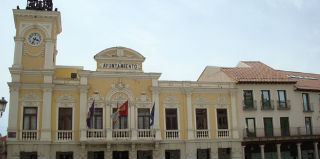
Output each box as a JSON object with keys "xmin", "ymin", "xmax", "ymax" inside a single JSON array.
[{"xmin": 8, "ymin": 0, "xmax": 61, "ymax": 142}]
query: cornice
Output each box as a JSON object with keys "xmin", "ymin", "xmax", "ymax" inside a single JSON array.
[
  {"xmin": 85, "ymin": 71, "xmax": 161, "ymax": 79},
  {"xmin": 13, "ymin": 9, "xmax": 62, "ymax": 34},
  {"xmin": 9, "ymin": 67, "xmax": 55, "ymax": 75}
]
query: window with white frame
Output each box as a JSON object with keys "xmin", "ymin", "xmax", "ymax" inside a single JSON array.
[
  {"xmin": 196, "ymin": 109, "xmax": 207, "ymax": 130},
  {"xmin": 23, "ymin": 107, "xmax": 37, "ymax": 130}
]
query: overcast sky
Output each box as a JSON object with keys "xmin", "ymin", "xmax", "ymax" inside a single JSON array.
[{"xmin": 1, "ymin": 0, "xmax": 320, "ymax": 135}]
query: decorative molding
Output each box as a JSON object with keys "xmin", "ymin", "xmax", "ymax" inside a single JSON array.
[
  {"xmin": 193, "ymin": 96, "xmax": 209, "ymax": 108},
  {"xmin": 19, "ymin": 22, "xmax": 51, "ymax": 38},
  {"xmin": 20, "ymin": 92, "xmax": 41, "ymax": 106},
  {"xmin": 23, "ymin": 40, "xmax": 45, "ymax": 57},
  {"xmin": 88, "ymin": 94, "xmax": 105, "ymax": 108},
  {"xmin": 135, "ymin": 93, "xmax": 152, "ymax": 108},
  {"xmin": 56, "ymin": 94, "xmax": 75, "ymax": 108},
  {"xmin": 106, "ymin": 80, "xmax": 134, "ymax": 104},
  {"xmin": 163, "ymin": 96, "xmax": 179, "ymax": 108}
]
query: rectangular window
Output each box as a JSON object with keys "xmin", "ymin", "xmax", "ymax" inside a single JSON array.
[
  {"xmin": 280, "ymin": 117, "xmax": 290, "ymax": 136},
  {"xmin": 23, "ymin": 107, "xmax": 37, "ymax": 130},
  {"xmin": 165, "ymin": 150, "xmax": 180, "ymax": 159},
  {"xmin": 165, "ymin": 109, "xmax": 178, "ymax": 130},
  {"xmin": 263, "ymin": 118, "xmax": 273, "ymax": 137},
  {"xmin": 20, "ymin": 152, "xmax": 37, "ymax": 159},
  {"xmin": 88, "ymin": 151, "xmax": 104, "ymax": 159},
  {"xmin": 305, "ymin": 117, "xmax": 312, "ymax": 135},
  {"xmin": 138, "ymin": 108, "xmax": 150, "ymax": 129},
  {"xmin": 137, "ymin": 150, "xmax": 152, "ymax": 159},
  {"xmin": 217, "ymin": 109, "xmax": 228, "ymax": 129},
  {"xmin": 218, "ymin": 148, "xmax": 231, "ymax": 159},
  {"xmin": 112, "ymin": 151, "xmax": 129, "ymax": 159},
  {"xmin": 56, "ymin": 152, "xmax": 73, "ymax": 159},
  {"xmin": 261, "ymin": 90, "xmax": 271, "ymax": 109},
  {"xmin": 113, "ymin": 108, "xmax": 128, "ymax": 129},
  {"xmin": 278, "ymin": 90, "xmax": 287, "ymax": 108},
  {"xmin": 197, "ymin": 149, "xmax": 210, "ymax": 159},
  {"xmin": 246, "ymin": 118, "xmax": 256, "ymax": 137},
  {"xmin": 58, "ymin": 108, "xmax": 72, "ymax": 130},
  {"xmin": 90, "ymin": 108, "xmax": 103, "ymax": 129},
  {"xmin": 302, "ymin": 93, "xmax": 311, "ymax": 111},
  {"xmin": 196, "ymin": 109, "xmax": 207, "ymax": 130},
  {"xmin": 243, "ymin": 90, "xmax": 254, "ymax": 108}
]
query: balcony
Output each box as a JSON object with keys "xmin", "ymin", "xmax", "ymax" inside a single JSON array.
[
  {"xmin": 87, "ymin": 129, "xmax": 105, "ymax": 139},
  {"xmin": 21, "ymin": 130, "xmax": 38, "ymax": 141},
  {"xmin": 196, "ymin": 129, "xmax": 209, "ymax": 139},
  {"xmin": 137, "ymin": 129, "xmax": 155, "ymax": 139},
  {"xmin": 243, "ymin": 127, "xmax": 320, "ymax": 138},
  {"xmin": 112, "ymin": 129, "xmax": 130, "ymax": 139},
  {"xmin": 165, "ymin": 130, "xmax": 179, "ymax": 139},
  {"xmin": 303, "ymin": 103, "xmax": 314, "ymax": 112},
  {"xmin": 261, "ymin": 100, "xmax": 274, "ymax": 110},
  {"xmin": 57, "ymin": 130, "xmax": 73, "ymax": 141},
  {"xmin": 242, "ymin": 100, "xmax": 257, "ymax": 110},
  {"xmin": 217, "ymin": 129, "xmax": 230, "ymax": 138},
  {"xmin": 277, "ymin": 100, "xmax": 291, "ymax": 110}
]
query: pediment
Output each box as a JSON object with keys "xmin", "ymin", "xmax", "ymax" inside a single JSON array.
[{"xmin": 94, "ymin": 47, "xmax": 145, "ymax": 72}]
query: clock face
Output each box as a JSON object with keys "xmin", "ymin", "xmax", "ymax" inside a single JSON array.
[{"xmin": 27, "ymin": 32, "xmax": 42, "ymax": 46}]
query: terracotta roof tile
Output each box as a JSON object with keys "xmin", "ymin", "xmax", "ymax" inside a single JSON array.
[
  {"xmin": 221, "ymin": 62, "xmax": 296, "ymax": 83},
  {"xmin": 281, "ymin": 71, "xmax": 320, "ymax": 91}
]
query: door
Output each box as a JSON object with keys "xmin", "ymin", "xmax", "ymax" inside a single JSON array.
[
  {"xmin": 280, "ymin": 117, "xmax": 290, "ymax": 136},
  {"xmin": 246, "ymin": 118, "xmax": 256, "ymax": 137},
  {"xmin": 305, "ymin": 117, "xmax": 312, "ymax": 135},
  {"xmin": 264, "ymin": 118, "xmax": 273, "ymax": 137}
]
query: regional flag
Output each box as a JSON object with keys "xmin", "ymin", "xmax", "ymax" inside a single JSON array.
[
  {"xmin": 119, "ymin": 101, "xmax": 128, "ymax": 116},
  {"xmin": 86, "ymin": 100, "xmax": 95, "ymax": 128},
  {"xmin": 150, "ymin": 102, "xmax": 155, "ymax": 126}
]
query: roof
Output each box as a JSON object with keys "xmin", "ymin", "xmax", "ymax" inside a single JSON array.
[
  {"xmin": 220, "ymin": 61, "xmax": 296, "ymax": 84},
  {"xmin": 281, "ymin": 71, "xmax": 320, "ymax": 92}
]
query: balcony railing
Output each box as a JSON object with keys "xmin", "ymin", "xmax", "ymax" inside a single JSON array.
[
  {"xmin": 303, "ymin": 103, "xmax": 314, "ymax": 112},
  {"xmin": 21, "ymin": 130, "xmax": 38, "ymax": 141},
  {"xmin": 261, "ymin": 100, "xmax": 274, "ymax": 110},
  {"xmin": 217, "ymin": 129, "xmax": 230, "ymax": 138},
  {"xmin": 196, "ymin": 129, "xmax": 209, "ymax": 139},
  {"xmin": 165, "ymin": 130, "xmax": 179, "ymax": 139},
  {"xmin": 57, "ymin": 130, "xmax": 73, "ymax": 141},
  {"xmin": 242, "ymin": 100, "xmax": 257, "ymax": 110},
  {"xmin": 87, "ymin": 129, "xmax": 105, "ymax": 139},
  {"xmin": 277, "ymin": 100, "xmax": 291, "ymax": 110},
  {"xmin": 112, "ymin": 129, "xmax": 130, "ymax": 139},
  {"xmin": 138, "ymin": 129, "xmax": 155, "ymax": 139},
  {"xmin": 243, "ymin": 127, "xmax": 320, "ymax": 138}
]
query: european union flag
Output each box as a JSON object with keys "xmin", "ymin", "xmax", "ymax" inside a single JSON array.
[{"xmin": 150, "ymin": 102, "xmax": 155, "ymax": 126}]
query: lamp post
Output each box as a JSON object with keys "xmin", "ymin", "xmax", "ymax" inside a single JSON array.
[{"xmin": 0, "ymin": 97, "xmax": 8, "ymax": 118}]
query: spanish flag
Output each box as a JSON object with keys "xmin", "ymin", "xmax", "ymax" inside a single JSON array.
[{"xmin": 119, "ymin": 101, "xmax": 128, "ymax": 116}]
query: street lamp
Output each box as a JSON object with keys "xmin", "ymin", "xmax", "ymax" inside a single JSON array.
[{"xmin": 0, "ymin": 97, "xmax": 8, "ymax": 118}]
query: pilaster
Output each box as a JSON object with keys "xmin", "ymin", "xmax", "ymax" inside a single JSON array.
[
  {"xmin": 186, "ymin": 90, "xmax": 194, "ymax": 139},
  {"xmin": 231, "ymin": 91, "xmax": 239, "ymax": 138},
  {"xmin": 7, "ymin": 84, "xmax": 20, "ymax": 141},
  {"xmin": 242, "ymin": 146, "xmax": 246, "ymax": 159},
  {"xmin": 12, "ymin": 37, "xmax": 24, "ymax": 68},
  {"xmin": 130, "ymin": 102, "xmax": 137, "ymax": 140},
  {"xmin": 80, "ymin": 86, "xmax": 88, "ymax": 141},
  {"xmin": 41, "ymin": 86, "xmax": 52, "ymax": 141},
  {"xmin": 151, "ymin": 85, "xmax": 161, "ymax": 140},
  {"xmin": 44, "ymin": 39, "xmax": 55, "ymax": 69}
]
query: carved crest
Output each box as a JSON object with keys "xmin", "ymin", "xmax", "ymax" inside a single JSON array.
[
  {"xmin": 57, "ymin": 94, "xmax": 75, "ymax": 107},
  {"xmin": 20, "ymin": 92, "xmax": 41, "ymax": 107},
  {"xmin": 136, "ymin": 93, "xmax": 152, "ymax": 108},
  {"xmin": 163, "ymin": 96, "xmax": 179, "ymax": 108}
]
